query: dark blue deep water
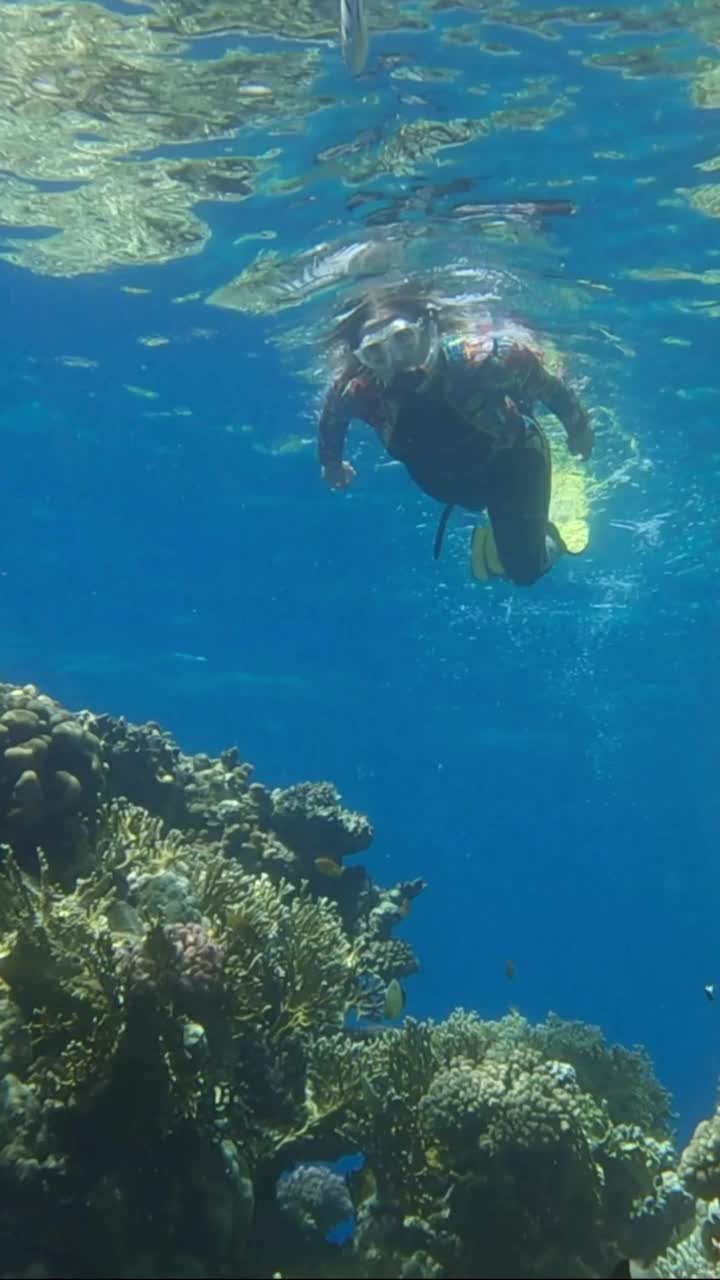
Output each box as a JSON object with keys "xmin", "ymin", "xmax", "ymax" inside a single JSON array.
[{"xmin": 1, "ymin": 0, "xmax": 719, "ymax": 1151}]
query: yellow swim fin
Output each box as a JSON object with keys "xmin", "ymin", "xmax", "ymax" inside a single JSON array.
[
  {"xmin": 470, "ymin": 525, "xmax": 505, "ymax": 582},
  {"xmin": 554, "ymin": 517, "xmax": 589, "ymax": 556},
  {"xmin": 549, "ymin": 461, "xmax": 590, "ymax": 555},
  {"xmin": 469, "ymin": 444, "xmax": 590, "ymax": 582}
]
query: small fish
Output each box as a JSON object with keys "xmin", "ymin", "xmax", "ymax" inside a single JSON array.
[
  {"xmin": 340, "ymin": 0, "xmax": 369, "ymax": 77},
  {"xmin": 226, "ymin": 910, "xmax": 261, "ymax": 948},
  {"xmin": 314, "ymin": 856, "xmax": 344, "ymax": 879},
  {"xmin": 171, "ymin": 652, "xmax": 208, "ymax": 664},
  {"xmin": 505, "ymin": 959, "xmax": 516, "ymax": 981},
  {"xmin": 705, "ymin": 983, "xmax": 716, "ymax": 1002},
  {"xmin": 349, "ymin": 1164, "xmax": 377, "ymax": 1207},
  {"xmin": 383, "ymin": 978, "xmax": 406, "ymax": 1021},
  {"xmin": 106, "ymin": 901, "xmax": 144, "ymax": 936}
]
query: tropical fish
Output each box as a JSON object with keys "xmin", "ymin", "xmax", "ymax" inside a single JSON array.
[
  {"xmin": 226, "ymin": 910, "xmax": 261, "ymax": 948},
  {"xmin": 314, "ymin": 856, "xmax": 344, "ymax": 878},
  {"xmin": 340, "ymin": 0, "xmax": 369, "ymax": 77},
  {"xmin": 705, "ymin": 983, "xmax": 716, "ymax": 1002},
  {"xmin": 106, "ymin": 901, "xmax": 144, "ymax": 936},
  {"xmin": 349, "ymin": 1164, "xmax": 377, "ymax": 1207},
  {"xmin": 383, "ymin": 978, "xmax": 406, "ymax": 1020}
]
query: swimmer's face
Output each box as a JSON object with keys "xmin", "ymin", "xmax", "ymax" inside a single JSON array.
[{"xmin": 353, "ymin": 313, "xmax": 435, "ymax": 381}]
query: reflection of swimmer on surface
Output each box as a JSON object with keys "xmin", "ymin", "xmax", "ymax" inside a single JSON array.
[
  {"xmin": 317, "ymin": 284, "xmax": 594, "ymax": 586},
  {"xmin": 339, "ymin": 0, "xmax": 369, "ymax": 77}
]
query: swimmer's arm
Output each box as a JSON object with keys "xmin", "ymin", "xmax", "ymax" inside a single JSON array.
[
  {"xmin": 319, "ymin": 382, "xmax": 350, "ymax": 468},
  {"xmin": 318, "ymin": 377, "xmax": 360, "ymax": 489},
  {"xmin": 509, "ymin": 346, "xmax": 593, "ymax": 459}
]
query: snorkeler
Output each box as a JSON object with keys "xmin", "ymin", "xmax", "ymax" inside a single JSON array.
[{"xmin": 318, "ymin": 286, "xmax": 594, "ymax": 586}]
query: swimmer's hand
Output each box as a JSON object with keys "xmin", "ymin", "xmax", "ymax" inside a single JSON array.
[
  {"xmin": 322, "ymin": 461, "xmax": 357, "ymax": 490},
  {"xmin": 567, "ymin": 419, "xmax": 594, "ymax": 461}
]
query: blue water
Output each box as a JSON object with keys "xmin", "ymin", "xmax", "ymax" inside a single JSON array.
[{"xmin": 1, "ymin": 1, "xmax": 719, "ymax": 1145}]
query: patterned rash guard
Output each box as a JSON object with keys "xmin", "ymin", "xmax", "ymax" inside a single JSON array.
[{"xmin": 318, "ymin": 330, "xmax": 591, "ymax": 508}]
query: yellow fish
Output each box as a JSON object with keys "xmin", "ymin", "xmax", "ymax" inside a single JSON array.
[
  {"xmin": 226, "ymin": 910, "xmax": 261, "ymax": 948},
  {"xmin": 314, "ymin": 857, "xmax": 344, "ymax": 878},
  {"xmin": 383, "ymin": 978, "xmax": 406, "ymax": 1020},
  {"xmin": 349, "ymin": 1164, "xmax": 377, "ymax": 1207}
]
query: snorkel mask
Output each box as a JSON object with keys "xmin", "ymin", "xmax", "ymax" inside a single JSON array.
[{"xmin": 353, "ymin": 311, "xmax": 440, "ymax": 384}]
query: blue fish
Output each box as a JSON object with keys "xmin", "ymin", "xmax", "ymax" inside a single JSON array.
[{"xmin": 339, "ymin": 0, "xmax": 369, "ymax": 76}]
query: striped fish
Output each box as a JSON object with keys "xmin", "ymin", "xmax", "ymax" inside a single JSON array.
[{"xmin": 339, "ymin": 0, "xmax": 369, "ymax": 76}]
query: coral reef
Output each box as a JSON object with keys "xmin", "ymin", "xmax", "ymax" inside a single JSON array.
[
  {"xmin": 269, "ymin": 781, "xmax": 373, "ymax": 862},
  {"xmin": 528, "ymin": 1011, "xmax": 675, "ymax": 1137},
  {"xmin": 679, "ymin": 1111, "xmax": 720, "ymax": 1199},
  {"xmin": 123, "ymin": 921, "xmax": 226, "ymax": 1017},
  {"xmin": 609, "ymin": 1104, "xmax": 720, "ymax": 1279},
  {"xmin": 0, "ymin": 684, "xmax": 105, "ymax": 872},
  {"xmin": 277, "ymin": 1162, "xmax": 354, "ymax": 1238},
  {"xmin": 0, "ymin": 680, "xmax": 709, "ymax": 1279},
  {"xmin": 301, "ymin": 1013, "xmax": 686, "ymax": 1280}
]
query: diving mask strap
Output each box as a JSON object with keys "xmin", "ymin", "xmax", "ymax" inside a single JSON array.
[{"xmin": 419, "ymin": 312, "xmax": 441, "ymax": 378}]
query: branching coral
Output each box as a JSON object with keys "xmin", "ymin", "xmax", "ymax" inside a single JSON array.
[
  {"xmin": 221, "ymin": 873, "xmax": 364, "ymax": 1042},
  {"xmin": 297, "ymin": 1020, "xmax": 439, "ymax": 1203}
]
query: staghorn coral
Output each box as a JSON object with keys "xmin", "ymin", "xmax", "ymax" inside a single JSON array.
[
  {"xmin": 301, "ymin": 1020, "xmax": 439, "ymax": 1205},
  {"xmin": 217, "ymin": 870, "xmax": 364, "ymax": 1044}
]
